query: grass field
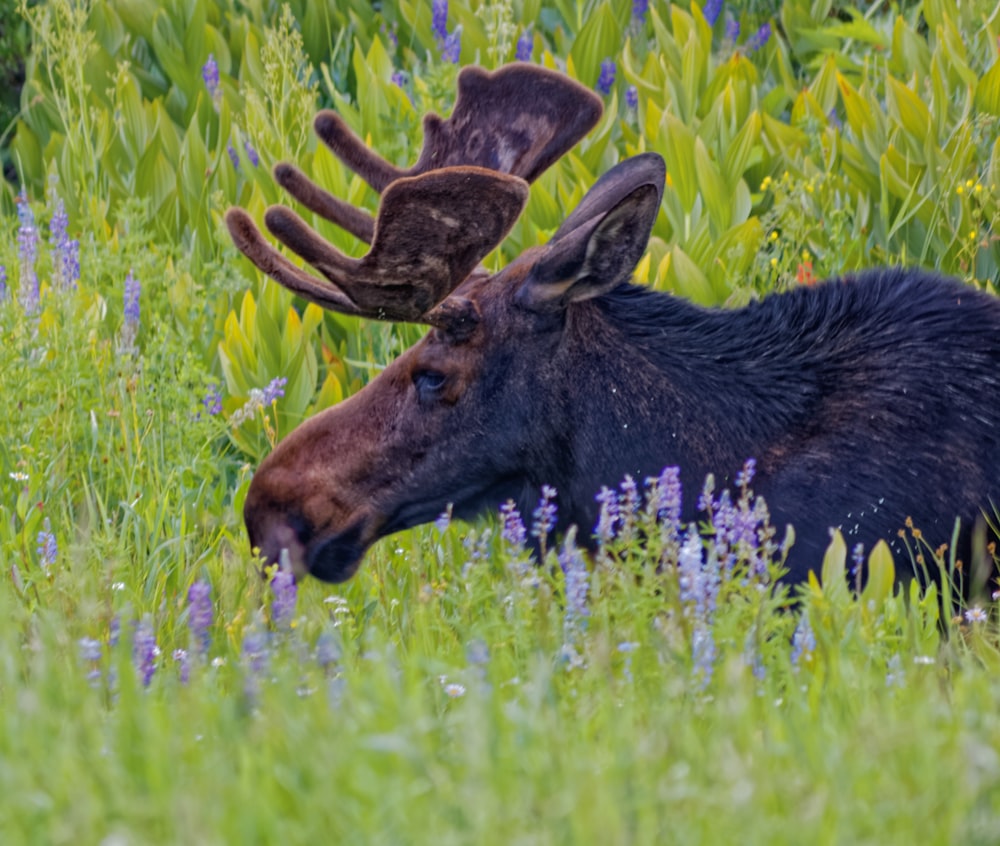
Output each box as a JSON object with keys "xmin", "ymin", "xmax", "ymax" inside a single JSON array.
[{"xmin": 1, "ymin": 0, "xmax": 1000, "ymax": 842}]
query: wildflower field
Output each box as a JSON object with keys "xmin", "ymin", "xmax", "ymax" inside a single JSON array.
[{"xmin": 1, "ymin": 0, "xmax": 1000, "ymax": 842}]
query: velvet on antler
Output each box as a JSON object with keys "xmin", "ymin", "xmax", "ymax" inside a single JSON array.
[
  {"xmin": 226, "ymin": 167, "xmax": 529, "ymax": 325},
  {"xmin": 274, "ymin": 63, "xmax": 603, "ymax": 246}
]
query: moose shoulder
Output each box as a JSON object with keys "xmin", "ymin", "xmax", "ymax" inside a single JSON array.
[{"xmin": 226, "ymin": 63, "xmax": 1000, "ymax": 587}]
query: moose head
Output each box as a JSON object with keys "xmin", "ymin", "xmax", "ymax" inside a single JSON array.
[{"xmin": 228, "ymin": 63, "xmax": 1000, "ymax": 589}]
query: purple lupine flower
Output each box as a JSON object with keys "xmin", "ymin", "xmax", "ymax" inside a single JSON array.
[
  {"xmin": 119, "ymin": 269, "xmax": 140, "ymax": 355},
  {"xmin": 724, "ymin": 16, "xmax": 740, "ymax": 43},
  {"xmin": 270, "ymin": 560, "xmax": 298, "ymax": 630},
  {"xmin": 515, "ymin": 27, "xmax": 533, "ymax": 61},
  {"xmin": 618, "ymin": 474, "xmax": 640, "ymax": 540},
  {"xmin": 202, "ymin": 54, "xmax": 220, "ymax": 100},
  {"xmin": 703, "ymin": 0, "xmax": 723, "ymax": 26},
  {"xmin": 391, "ymin": 69, "xmax": 408, "ymax": 88},
  {"xmin": 262, "ymin": 376, "xmax": 287, "ymax": 404},
  {"xmin": 828, "ymin": 108, "xmax": 843, "ymax": 131},
  {"xmin": 203, "ymin": 383, "xmax": 223, "ymax": 415},
  {"xmin": 49, "ymin": 196, "xmax": 74, "ymax": 288},
  {"xmin": 632, "ymin": 0, "xmax": 649, "ymax": 25},
  {"xmin": 244, "ymin": 140, "xmax": 259, "ymax": 168},
  {"xmin": 36, "ymin": 517, "xmax": 57, "ymax": 572},
  {"xmin": 500, "ymin": 500, "xmax": 527, "ymax": 549},
  {"xmin": 678, "ymin": 531, "xmax": 719, "ymax": 686},
  {"xmin": 174, "ymin": 648, "xmax": 191, "ymax": 684},
  {"xmin": 0, "ymin": 265, "xmax": 7, "ymax": 301},
  {"xmin": 316, "ymin": 629, "xmax": 343, "ymax": 670},
  {"xmin": 735, "ymin": 457, "xmax": 756, "ymax": 489},
  {"xmin": 132, "ymin": 618, "xmax": 159, "ymax": 688},
  {"xmin": 241, "ymin": 628, "xmax": 270, "ymax": 700},
  {"xmin": 441, "ymin": 27, "xmax": 462, "ymax": 63},
  {"xmin": 16, "ymin": 189, "xmax": 39, "ymax": 315},
  {"xmin": 435, "ymin": 508, "xmax": 451, "ymax": 532},
  {"xmin": 431, "ymin": 0, "xmax": 449, "ymax": 44},
  {"xmin": 227, "ymin": 141, "xmax": 240, "ymax": 170},
  {"xmin": 124, "ymin": 268, "xmax": 141, "ymax": 322},
  {"xmin": 594, "ymin": 486, "xmax": 619, "ymax": 544},
  {"xmin": 790, "ymin": 612, "xmax": 815, "ymax": 669},
  {"xmin": 109, "ymin": 614, "xmax": 121, "ymax": 648},
  {"xmin": 649, "ymin": 466, "xmax": 682, "ymax": 531},
  {"xmin": 559, "ymin": 533, "xmax": 590, "ymax": 646},
  {"xmin": 531, "ymin": 485, "xmax": 558, "ymax": 541},
  {"xmin": 79, "ymin": 637, "xmax": 103, "ymax": 688},
  {"xmin": 747, "ymin": 22, "xmax": 771, "ymax": 52},
  {"xmin": 381, "ymin": 22, "xmax": 399, "ymax": 49},
  {"xmin": 625, "ymin": 85, "xmax": 638, "ymax": 110},
  {"xmin": 187, "ymin": 580, "xmax": 213, "ymax": 657},
  {"xmin": 596, "ymin": 58, "xmax": 616, "ymax": 96}
]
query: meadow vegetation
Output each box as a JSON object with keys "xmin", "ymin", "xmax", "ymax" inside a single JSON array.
[{"xmin": 1, "ymin": 0, "xmax": 1000, "ymax": 841}]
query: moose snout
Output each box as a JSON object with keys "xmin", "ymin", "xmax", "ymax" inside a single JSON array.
[{"xmin": 243, "ymin": 494, "xmax": 313, "ymax": 582}]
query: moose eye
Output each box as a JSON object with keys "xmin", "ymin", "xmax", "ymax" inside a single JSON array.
[{"xmin": 413, "ymin": 369, "xmax": 447, "ymax": 402}]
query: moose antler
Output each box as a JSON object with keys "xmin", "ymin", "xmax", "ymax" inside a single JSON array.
[
  {"xmin": 276, "ymin": 63, "xmax": 603, "ymax": 242},
  {"xmin": 226, "ymin": 63, "xmax": 603, "ymax": 327},
  {"xmin": 226, "ymin": 167, "xmax": 528, "ymax": 323}
]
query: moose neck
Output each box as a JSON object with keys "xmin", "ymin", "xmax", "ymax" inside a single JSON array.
[{"xmin": 546, "ymin": 283, "xmax": 815, "ymax": 537}]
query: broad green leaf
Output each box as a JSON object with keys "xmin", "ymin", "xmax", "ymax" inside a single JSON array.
[
  {"xmin": 661, "ymin": 114, "xmax": 698, "ymax": 214},
  {"xmin": 861, "ymin": 540, "xmax": 895, "ymax": 609},
  {"xmin": 820, "ymin": 529, "xmax": 847, "ymax": 597},
  {"xmin": 886, "ymin": 77, "xmax": 932, "ymax": 143},
  {"xmin": 569, "ymin": 4, "xmax": 622, "ymax": 94},
  {"xmin": 975, "ymin": 59, "xmax": 1000, "ymax": 118},
  {"xmin": 694, "ymin": 137, "xmax": 729, "ymax": 232}
]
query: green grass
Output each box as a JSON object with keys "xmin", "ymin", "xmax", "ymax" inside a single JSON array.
[{"xmin": 1, "ymin": 0, "xmax": 1000, "ymax": 842}]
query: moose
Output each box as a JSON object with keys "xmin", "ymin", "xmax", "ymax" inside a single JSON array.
[{"xmin": 226, "ymin": 63, "xmax": 1000, "ymax": 589}]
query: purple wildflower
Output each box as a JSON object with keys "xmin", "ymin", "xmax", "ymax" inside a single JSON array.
[
  {"xmin": 531, "ymin": 485, "xmax": 558, "ymax": 543},
  {"xmin": 187, "ymin": 580, "xmax": 213, "ymax": 657},
  {"xmin": 49, "ymin": 196, "xmax": 78, "ymax": 288},
  {"xmin": 244, "ymin": 140, "xmax": 259, "ymax": 168},
  {"xmin": 174, "ymin": 648, "xmax": 191, "ymax": 684},
  {"xmin": 559, "ymin": 533, "xmax": 590, "ymax": 646},
  {"xmin": 648, "ymin": 466, "xmax": 682, "ymax": 532},
  {"xmin": 270, "ymin": 560, "xmax": 298, "ymax": 630},
  {"xmin": 391, "ymin": 69, "xmax": 408, "ymax": 88},
  {"xmin": 703, "ymin": 0, "xmax": 723, "ymax": 26},
  {"xmin": 124, "ymin": 270, "xmax": 140, "ymax": 324},
  {"xmin": 678, "ymin": 531, "xmax": 719, "ymax": 686},
  {"xmin": 202, "ymin": 54, "xmax": 220, "ymax": 100},
  {"xmin": 262, "ymin": 376, "xmax": 287, "ymax": 404},
  {"xmin": 316, "ymin": 629, "xmax": 343, "ymax": 670},
  {"xmin": 431, "ymin": 0, "xmax": 449, "ymax": 44},
  {"xmin": 16, "ymin": 189, "xmax": 39, "ymax": 315},
  {"xmin": 203, "ymin": 383, "xmax": 223, "ymax": 415},
  {"xmin": 724, "ymin": 16, "xmax": 740, "ymax": 43},
  {"xmin": 625, "ymin": 85, "xmax": 638, "ymax": 110},
  {"xmin": 132, "ymin": 618, "xmax": 158, "ymax": 688},
  {"xmin": 227, "ymin": 141, "xmax": 240, "ymax": 170},
  {"xmin": 0, "ymin": 265, "xmax": 7, "ymax": 301},
  {"xmin": 596, "ymin": 58, "xmax": 616, "ymax": 96},
  {"xmin": 790, "ymin": 612, "xmax": 815, "ymax": 669},
  {"xmin": 828, "ymin": 108, "xmax": 843, "ymax": 131},
  {"xmin": 36, "ymin": 517, "xmax": 57, "ymax": 572},
  {"xmin": 735, "ymin": 457, "xmax": 756, "ymax": 489},
  {"xmin": 435, "ymin": 507, "xmax": 451, "ymax": 532},
  {"xmin": 632, "ymin": 0, "xmax": 649, "ymax": 25},
  {"xmin": 618, "ymin": 474, "xmax": 640, "ymax": 541},
  {"xmin": 109, "ymin": 615, "xmax": 121, "ymax": 648},
  {"xmin": 241, "ymin": 628, "xmax": 270, "ymax": 701},
  {"xmin": 747, "ymin": 22, "xmax": 771, "ymax": 52},
  {"xmin": 441, "ymin": 27, "xmax": 462, "ymax": 63},
  {"xmin": 78, "ymin": 637, "xmax": 103, "ymax": 688},
  {"xmin": 594, "ymin": 485, "xmax": 619, "ymax": 544},
  {"xmin": 500, "ymin": 500, "xmax": 527, "ymax": 549},
  {"xmin": 515, "ymin": 27, "xmax": 533, "ymax": 61}
]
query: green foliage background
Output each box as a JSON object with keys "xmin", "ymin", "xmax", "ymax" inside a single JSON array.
[{"xmin": 0, "ymin": 0, "xmax": 999, "ymax": 842}]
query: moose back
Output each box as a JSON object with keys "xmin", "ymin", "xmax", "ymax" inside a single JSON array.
[{"xmin": 226, "ymin": 64, "xmax": 1000, "ymax": 588}]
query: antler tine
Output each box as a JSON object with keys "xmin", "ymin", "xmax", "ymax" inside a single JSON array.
[
  {"xmin": 227, "ymin": 166, "xmax": 529, "ymax": 325},
  {"xmin": 225, "ymin": 208, "xmax": 364, "ymax": 316},
  {"xmin": 273, "ymin": 162, "xmax": 375, "ymax": 244}
]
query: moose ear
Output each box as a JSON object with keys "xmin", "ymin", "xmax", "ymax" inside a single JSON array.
[{"xmin": 517, "ymin": 181, "xmax": 661, "ymax": 312}]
